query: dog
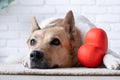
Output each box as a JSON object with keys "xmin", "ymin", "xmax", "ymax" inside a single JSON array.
[{"xmin": 23, "ymin": 10, "xmax": 120, "ymax": 69}]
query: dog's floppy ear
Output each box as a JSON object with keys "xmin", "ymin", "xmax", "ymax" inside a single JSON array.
[
  {"xmin": 63, "ymin": 10, "xmax": 75, "ymax": 33},
  {"xmin": 31, "ymin": 16, "xmax": 41, "ymax": 33}
]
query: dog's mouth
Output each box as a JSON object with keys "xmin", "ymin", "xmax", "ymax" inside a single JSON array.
[
  {"xmin": 29, "ymin": 60, "xmax": 48, "ymax": 69},
  {"xmin": 29, "ymin": 60, "xmax": 59, "ymax": 69},
  {"xmin": 51, "ymin": 64, "xmax": 59, "ymax": 68}
]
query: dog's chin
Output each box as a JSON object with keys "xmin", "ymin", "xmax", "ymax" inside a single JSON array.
[
  {"xmin": 29, "ymin": 60, "xmax": 59, "ymax": 69},
  {"xmin": 29, "ymin": 64, "xmax": 48, "ymax": 69},
  {"xmin": 51, "ymin": 64, "xmax": 59, "ymax": 68},
  {"xmin": 29, "ymin": 60, "xmax": 48, "ymax": 69},
  {"xmin": 29, "ymin": 64, "xmax": 59, "ymax": 69}
]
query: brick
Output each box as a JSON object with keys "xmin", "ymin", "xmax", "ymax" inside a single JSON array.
[
  {"xmin": 108, "ymin": 6, "xmax": 120, "ymax": 14},
  {"xmin": 0, "ymin": 24, "xmax": 8, "ymax": 31},
  {"xmin": 0, "ymin": 40, "xmax": 6, "ymax": 47},
  {"xmin": 0, "ymin": 31, "xmax": 19, "ymax": 39},
  {"xmin": 96, "ymin": 15, "xmax": 120, "ymax": 23},
  {"xmin": 42, "ymin": 14, "xmax": 59, "ymax": 19},
  {"xmin": 110, "ymin": 23, "xmax": 120, "ymax": 31},
  {"xmin": 0, "ymin": 15, "xmax": 17, "ymax": 22},
  {"xmin": 96, "ymin": 0, "xmax": 120, "ymax": 5},
  {"xmin": 19, "ymin": 31, "xmax": 30, "ymax": 39},
  {"xmin": 17, "ymin": 15, "xmax": 33, "ymax": 23},
  {"xmin": 34, "ymin": 15, "xmax": 45, "ymax": 23},
  {"xmin": 71, "ymin": 0, "xmax": 95, "ymax": 5},
  {"xmin": 0, "ymin": 8, "xmax": 8, "ymax": 15},
  {"xmin": 95, "ymin": 23, "xmax": 111, "ymax": 31},
  {"xmin": 7, "ymin": 39, "xmax": 27, "ymax": 48},
  {"xmin": 109, "ymin": 40, "xmax": 120, "ymax": 47},
  {"xmin": 0, "ymin": 48, "xmax": 18, "ymax": 56},
  {"xmin": 56, "ymin": 6, "xmax": 82, "ymax": 14},
  {"xmin": 46, "ymin": 0, "xmax": 69, "ymax": 5},
  {"xmin": 96, "ymin": 0, "xmax": 105, "ymax": 5},
  {"xmin": 18, "ymin": 48, "xmax": 29, "ymax": 54},
  {"xmin": 107, "ymin": 32, "xmax": 120, "ymax": 39},
  {"xmin": 82, "ymin": 6, "xmax": 107, "ymax": 14},
  {"xmin": 20, "ymin": 0, "xmax": 44, "ymax": 5},
  {"xmin": 110, "ymin": 48, "xmax": 120, "ymax": 53},
  {"xmin": 8, "ymin": 23, "xmax": 30, "ymax": 31},
  {"xmin": 31, "ymin": 6, "xmax": 55, "ymax": 14},
  {"xmin": 0, "ymin": 56, "xmax": 6, "ymax": 62},
  {"xmin": 18, "ymin": 15, "xmax": 44, "ymax": 23},
  {"xmin": 8, "ymin": 6, "xmax": 32, "ymax": 14}
]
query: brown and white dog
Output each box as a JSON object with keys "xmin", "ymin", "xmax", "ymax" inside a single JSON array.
[{"xmin": 23, "ymin": 10, "xmax": 120, "ymax": 69}]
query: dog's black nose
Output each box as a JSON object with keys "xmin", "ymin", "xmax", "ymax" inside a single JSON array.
[{"xmin": 30, "ymin": 50, "xmax": 44, "ymax": 61}]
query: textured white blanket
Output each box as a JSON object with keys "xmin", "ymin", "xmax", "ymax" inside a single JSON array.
[{"xmin": 0, "ymin": 64, "xmax": 120, "ymax": 76}]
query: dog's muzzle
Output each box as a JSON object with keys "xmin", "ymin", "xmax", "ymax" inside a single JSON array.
[{"xmin": 29, "ymin": 50, "xmax": 47, "ymax": 69}]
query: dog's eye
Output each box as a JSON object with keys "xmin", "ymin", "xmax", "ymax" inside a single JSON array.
[
  {"xmin": 50, "ymin": 38, "xmax": 60, "ymax": 46},
  {"xmin": 30, "ymin": 39, "xmax": 37, "ymax": 46}
]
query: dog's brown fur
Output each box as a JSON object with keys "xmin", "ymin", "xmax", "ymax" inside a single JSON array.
[{"xmin": 27, "ymin": 11, "xmax": 82, "ymax": 68}]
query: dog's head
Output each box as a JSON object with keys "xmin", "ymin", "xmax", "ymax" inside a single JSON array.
[{"xmin": 27, "ymin": 11, "xmax": 82, "ymax": 69}]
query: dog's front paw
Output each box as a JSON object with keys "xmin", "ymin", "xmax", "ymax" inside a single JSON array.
[
  {"xmin": 103, "ymin": 54, "xmax": 120, "ymax": 70},
  {"xmin": 106, "ymin": 58, "xmax": 120, "ymax": 70},
  {"xmin": 22, "ymin": 57, "xmax": 29, "ymax": 68}
]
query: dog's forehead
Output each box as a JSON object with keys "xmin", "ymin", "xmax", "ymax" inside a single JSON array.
[
  {"xmin": 31, "ymin": 30, "xmax": 44, "ymax": 39},
  {"xmin": 44, "ymin": 27, "xmax": 67, "ymax": 38},
  {"xmin": 30, "ymin": 17, "xmax": 69, "ymax": 40},
  {"xmin": 31, "ymin": 27, "xmax": 67, "ymax": 39}
]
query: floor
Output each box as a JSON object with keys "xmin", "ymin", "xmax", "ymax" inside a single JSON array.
[
  {"xmin": 0, "ymin": 75, "xmax": 120, "ymax": 80},
  {"xmin": 0, "ymin": 64, "xmax": 120, "ymax": 80}
]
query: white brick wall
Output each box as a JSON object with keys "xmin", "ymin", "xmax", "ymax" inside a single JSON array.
[{"xmin": 0, "ymin": 0, "xmax": 120, "ymax": 56}]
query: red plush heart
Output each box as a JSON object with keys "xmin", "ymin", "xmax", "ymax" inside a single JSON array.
[
  {"xmin": 78, "ymin": 28, "xmax": 108, "ymax": 68},
  {"xmin": 85, "ymin": 28, "xmax": 108, "ymax": 53},
  {"xmin": 78, "ymin": 44, "xmax": 104, "ymax": 67}
]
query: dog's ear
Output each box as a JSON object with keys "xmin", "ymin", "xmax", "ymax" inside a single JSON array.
[
  {"xmin": 63, "ymin": 10, "xmax": 75, "ymax": 33},
  {"xmin": 31, "ymin": 16, "xmax": 41, "ymax": 33}
]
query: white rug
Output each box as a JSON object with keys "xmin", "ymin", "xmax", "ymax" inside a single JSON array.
[{"xmin": 0, "ymin": 64, "xmax": 120, "ymax": 76}]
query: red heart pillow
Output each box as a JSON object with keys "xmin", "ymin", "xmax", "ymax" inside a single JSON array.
[{"xmin": 78, "ymin": 28, "xmax": 108, "ymax": 68}]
